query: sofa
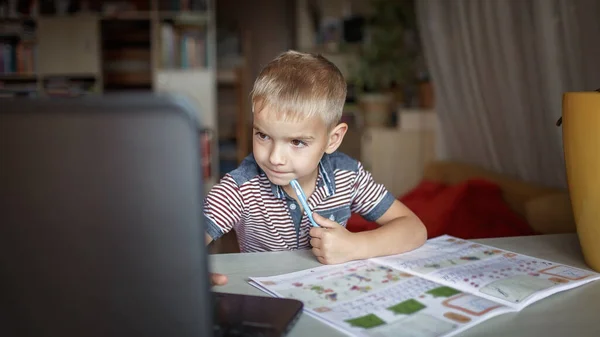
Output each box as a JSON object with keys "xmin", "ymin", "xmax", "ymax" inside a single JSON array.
[{"xmin": 419, "ymin": 160, "xmax": 576, "ymax": 235}]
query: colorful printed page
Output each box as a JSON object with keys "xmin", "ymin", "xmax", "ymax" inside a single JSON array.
[
  {"xmin": 373, "ymin": 235, "xmax": 600, "ymax": 310},
  {"xmin": 250, "ymin": 259, "xmax": 513, "ymax": 337}
]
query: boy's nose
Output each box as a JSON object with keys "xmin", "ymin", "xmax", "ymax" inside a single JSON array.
[{"xmin": 268, "ymin": 145, "xmax": 286, "ymax": 166}]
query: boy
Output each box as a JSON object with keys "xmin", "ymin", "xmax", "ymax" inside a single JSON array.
[{"xmin": 206, "ymin": 51, "xmax": 426, "ymax": 286}]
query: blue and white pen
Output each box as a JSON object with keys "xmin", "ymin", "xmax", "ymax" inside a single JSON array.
[{"xmin": 290, "ymin": 179, "xmax": 320, "ymax": 227}]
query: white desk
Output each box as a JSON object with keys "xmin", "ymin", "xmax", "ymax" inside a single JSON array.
[{"xmin": 209, "ymin": 234, "xmax": 600, "ymax": 336}]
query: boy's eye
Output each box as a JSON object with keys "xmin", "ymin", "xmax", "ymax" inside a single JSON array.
[
  {"xmin": 255, "ymin": 132, "xmax": 269, "ymax": 140},
  {"xmin": 291, "ymin": 139, "xmax": 307, "ymax": 148}
]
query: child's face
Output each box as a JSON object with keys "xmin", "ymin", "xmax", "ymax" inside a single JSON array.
[{"xmin": 252, "ymin": 106, "xmax": 334, "ymax": 187}]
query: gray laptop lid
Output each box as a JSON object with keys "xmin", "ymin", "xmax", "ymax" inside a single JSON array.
[{"xmin": 0, "ymin": 94, "xmax": 214, "ymax": 337}]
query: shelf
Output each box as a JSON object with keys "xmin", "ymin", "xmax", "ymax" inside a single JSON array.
[
  {"xmin": 0, "ymin": 74, "xmax": 37, "ymax": 81},
  {"xmin": 157, "ymin": 0, "xmax": 208, "ymax": 10},
  {"xmin": 0, "ymin": 13, "xmax": 152, "ymax": 21},
  {"xmin": 100, "ymin": 11, "xmax": 153, "ymax": 20},
  {"xmin": 40, "ymin": 73, "xmax": 99, "ymax": 80},
  {"xmin": 0, "ymin": 78, "xmax": 38, "ymax": 98},
  {"xmin": 0, "ymin": 17, "xmax": 36, "ymax": 22},
  {"xmin": 104, "ymin": 84, "xmax": 152, "ymax": 91},
  {"xmin": 1, "ymin": 12, "xmax": 208, "ymax": 22},
  {"xmin": 156, "ymin": 68, "xmax": 211, "ymax": 75},
  {"xmin": 158, "ymin": 11, "xmax": 210, "ymax": 23},
  {"xmin": 37, "ymin": 13, "xmax": 100, "ymax": 20},
  {"xmin": 217, "ymin": 69, "xmax": 239, "ymax": 85},
  {"xmin": 104, "ymin": 72, "xmax": 152, "ymax": 87}
]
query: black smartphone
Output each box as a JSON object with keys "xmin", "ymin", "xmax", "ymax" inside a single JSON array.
[{"xmin": 212, "ymin": 292, "xmax": 304, "ymax": 337}]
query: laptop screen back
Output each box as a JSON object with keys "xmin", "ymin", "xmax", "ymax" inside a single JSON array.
[{"xmin": 0, "ymin": 94, "xmax": 214, "ymax": 337}]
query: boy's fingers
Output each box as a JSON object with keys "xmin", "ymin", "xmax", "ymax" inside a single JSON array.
[
  {"xmin": 312, "ymin": 212, "xmax": 339, "ymax": 228},
  {"xmin": 310, "ymin": 237, "xmax": 322, "ymax": 248},
  {"xmin": 310, "ymin": 227, "xmax": 323, "ymax": 238},
  {"xmin": 312, "ymin": 247, "xmax": 323, "ymax": 258},
  {"xmin": 210, "ymin": 273, "xmax": 228, "ymax": 286}
]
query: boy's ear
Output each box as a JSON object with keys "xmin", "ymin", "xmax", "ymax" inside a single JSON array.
[{"xmin": 325, "ymin": 123, "xmax": 348, "ymax": 154}]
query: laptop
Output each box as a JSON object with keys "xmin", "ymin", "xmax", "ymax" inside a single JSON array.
[{"xmin": 0, "ymin": 94, "xmax": 303, "ymax": 337}]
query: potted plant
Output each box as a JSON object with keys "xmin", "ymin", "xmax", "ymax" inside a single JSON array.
[{"xmin": 349, "ymin": 0, "xmax": 418, "ymax": 127}]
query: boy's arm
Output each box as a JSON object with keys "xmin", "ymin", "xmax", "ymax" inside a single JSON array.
[
  {"xmin": 310, "ymin": 162, "xmax": 426, "ymax": 264},
  {"xmin": 204, "ymin": 175, "xmax": 243, "ymax": 286},
  {"xmin": 203, "ymin": 174, "xmax": 244, "ymax": 245},
  {"xmin": 349, "ymin": 199, "xmax": 426, "ymax": 259}
]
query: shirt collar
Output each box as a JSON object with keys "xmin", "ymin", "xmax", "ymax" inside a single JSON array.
[
  {"xmin": 318, "ymin": 153, "xmax": 336, "ymax": 196},
  {"xmin": 266, "ymin": 153, "xmax": 336, "ymax": 199},
  {"xmin": 272, "ymin": 182, "xmax": 284, "ymax": 199}
]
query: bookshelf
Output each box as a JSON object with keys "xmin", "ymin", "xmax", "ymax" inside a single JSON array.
[
  {"xmin": 152, "ymin": 1, "xmax": 217, "ymax": 188},
  {"xmin": 37, "ymin": 15, "xmax": 103, "ymax": 95},
  {"xmin": 216, "ymin": 29, "xmax": 251, "ymax": 177},
  {"xmin": 0, "ymin": 17, "xmax": 38, "ymax": 97},
  {"xmin": 1, "ymin": 14, "xmax": 103, "ymax": 97},
  {"xmin": 101, "ymin": 18, "xmax": 152, "ymax": 91},
  {"xmin": 0, "ymin": 0, "xmax": 218, "ymax": 190}
]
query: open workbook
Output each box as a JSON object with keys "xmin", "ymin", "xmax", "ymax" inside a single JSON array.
[{"xmin": 249, "ymin": 235, "xmax": 600, "ymax": 337}]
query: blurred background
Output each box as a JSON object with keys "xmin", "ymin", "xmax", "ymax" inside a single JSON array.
[{"xmin": 2, "ymin": 0, "xmax": 600, "ymax": 247}]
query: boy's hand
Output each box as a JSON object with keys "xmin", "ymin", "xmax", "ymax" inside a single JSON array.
[
  {"xmin": 309, "ymin": 212, "xmax": 357, "ymax": 265},
  {"xmin": 211, "ymin": 272, "xmax": 228, "ymax": 286}
]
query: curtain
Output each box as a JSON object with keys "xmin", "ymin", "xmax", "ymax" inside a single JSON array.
[{"xmin": 416, "ymin": 0, "xmax": 600, "ymax": 188}]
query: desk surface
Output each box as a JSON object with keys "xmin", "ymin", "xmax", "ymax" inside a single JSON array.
[{"xmin": 210, "ymin": 234, "xmax": 600, "ymax": 337}]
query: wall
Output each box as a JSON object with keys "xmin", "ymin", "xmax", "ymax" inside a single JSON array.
[{"xmin": 361, "ymin": 109, "xmax": 444, "ymax": 197}]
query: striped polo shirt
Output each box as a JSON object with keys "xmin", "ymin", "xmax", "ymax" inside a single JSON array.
[{"xmin": 204, "ymin": 151, "xmax": 395, "ymax": 252}]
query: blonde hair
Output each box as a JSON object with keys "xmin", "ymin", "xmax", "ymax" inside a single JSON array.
[{"xmin": 251, "ymin": 50, "xmax": 347, "ymax": 127}]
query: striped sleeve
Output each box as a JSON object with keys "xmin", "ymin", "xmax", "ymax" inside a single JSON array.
[
  {"xmin": 350, "ymin": 162, "xmax": 396, "ymax": 221},
  {"xmin": 203, "ymin": 174, "xmax": 244, "ymax": 240}
]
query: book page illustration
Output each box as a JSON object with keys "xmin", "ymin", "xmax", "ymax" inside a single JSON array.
[
  {"xmin": 375, "ymin": 236, "xmax": 505, "ymax": 275},
  {"xmin": 479, "ymin": 274, "xmax": 556, "ymax": 303},
  {"xmin": 364, "ymin": 313, "xmax": 456, "ymax": 337},
  {"xmin": 442, "ymin": 293, "xmax": 504, "ymax": 316},
  {"xmin": 263, "ymin": 260, "xmax": 414, "ymax": 309},
  {"xmin": 251, "ymin": 259, "xmax": 512, "ymax": 337},
  {"xmin": 414, "ymin": 250, "xmax": 600, "ymax": 308},
  {"xmin": 538, "ymin": 265, "xmax": 596, "ymax": 280}
]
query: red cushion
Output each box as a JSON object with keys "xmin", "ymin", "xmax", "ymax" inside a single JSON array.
[
  {"xmin": 347, "ymin": 212, "xmax": 380, "ymax": 232},
  {"xmin": 346, "ymin": 179, "xmax": 536, "ymax": 239}
]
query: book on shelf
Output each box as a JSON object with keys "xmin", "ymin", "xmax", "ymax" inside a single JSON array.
[
  {"xmin": 160, "ymin": 21, "xmax": 206, "ymax": 69},
  {"xmin": 0, "ymin": 79, "xmax": 37, "ymax": 98},
  {"xmin": 249, "ymin": 235, "xmax": 600, "ymax": 337},
  {"xmin": 159, "ymin": 0, "xmax": 208, "ymax": 11},
  {"xmin": 1, "ymin": 20, "xmax": 37, "ymax": 75},
  {"xmin": 43, "ymin": 76, "xmax": 97, "ymax": 97},
  {"xmin": 1, "ymin": 41, "xmax": 37, "ymax": 75}
]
